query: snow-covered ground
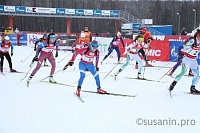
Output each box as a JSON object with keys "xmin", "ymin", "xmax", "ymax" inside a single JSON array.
[{"xmin": 0, "ymin": 46, "xmax": 200, "ymax": 133}]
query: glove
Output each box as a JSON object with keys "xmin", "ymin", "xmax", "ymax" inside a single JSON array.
[
  {"xmin": 34, "ymin": 56, "xmax": 38, "ymax": 61},
  {"xmin": 192, "ymin": 43, "xmax": 197, "ymax": 47},
  {"xmin": 55, "ymin": 52, "xmax": 58, "ymax": 57},
  {"xmin": 148, "ymin": 46, "xmax": 152, "ymax": 49},
  {"xmin": 11, "ymin": 52, "xmax": 13, "ymax": 56},
  {"xmin": 96, "ymin": 67, "xmax": 99, "ymax": 71}
]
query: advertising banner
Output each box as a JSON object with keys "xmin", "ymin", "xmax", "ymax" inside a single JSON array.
[
  {"xmin": 8, "ymin": 34, "xmax": 27, "ymax": 46},
  {"xmin": 84, "ymin": 10, "xmax": 93, "ymax": 15},
  {"xmin": 120, "ymin": 40, "xmax": 170, "ymax": 61},
  {"xmin": 65, "ymin": 9, "xmax": 75, "ymax": 14},
  {"xmin": 93, "ymin": 10, "xmax": 101, "ymax": 15},
  {"xmin": 15, "ymin": 6, "xmax": 26, "ymax": 12},
  {"xmin": 26, "ymin": 7, "xmax": 33, "ymax": 13},
  {"xmin": 0, "ymin": 5, "xmax": 4, "ymax": 11},
  {"xmin": 101, "ymin": 10, "xmax": 110, "ymax": 16},
  {"xmin": 32, "ymin": 7, "xmax": 56, "ymax": 14},
  {"xmin": 164, "ymin": 35, "xmax": 189, "ymax": 42},
  {"xmin": 4, "ymin": 6, "xmax": 15, "ymax": 12},
  {"xmin": 56, "ymin": 8, "xmax": 65, "ymax": 14},
  {"xmin": 110, "ymin": 10, "xmax": 119, "ymax": 16},
  {"xmin": 75, "ymin": 9, "xmax": 84, "ymax": 15},
  {"xmin": 170, "ymin": 41, "xmax": 184, "ymax": 62}
]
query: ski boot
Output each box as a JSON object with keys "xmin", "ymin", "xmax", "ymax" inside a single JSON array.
[
  {"xmin": 190, "ymin": 85, "xmax": 200, "ymax": 94},
  {"xmin": 114, "ymin": 69, "xmax": 122, "ymax": 80},
  {"xmin": 97, "ymin": 87, "xmax": 107, "ymax": 94},
  {"xmin": 76, "ymin": 86, "xmax": 81, "ymax": 97},
  {"xmin": 10, "ymin": 68, "xmax": 17, "ymax": 72},
  {"xmin": 135, "ymin": 64, "xmax": 138, "ymax": 69},
  {"xmin": 169, "ymin": 81, "xmax": 177, "ymax": 92},
  {"xmin": 137, "ymin": 72, "xmax": 142, "ymax": 79},
  {"xmin": 145, "ymin": 62, "xmax": 153, "ymax": 67},
  {"xmin": 49, "ymin": 75, "xmax": 56, "ymax": 83},
  {"xmin": 27, "ymin": 75, "xmax": 33, "ymax": 87}
]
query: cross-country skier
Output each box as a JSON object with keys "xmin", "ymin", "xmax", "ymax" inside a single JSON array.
[
  {"xmin": 0, "ymin": 36, "xmax": 16, "ymax": 73},
  {"xmin": 63, "ymin": 33, "xmax": 88, "ymax": 70},
  {"xmin": 135, "ymin": 27, "xmax": 153, "ymax": 68},
  {"xmin": 34, "ymin": 33, "xmax": 48, "ymax": 66},
  {"xmin": 114, "ymin": 35, "xmax": 148, "ymax": 79},
  {"xmin": 76, "ymin": 40, "xmax": 107, "ymax": 96},
  {"xmin": 101, "ymin": 32, "xmax": 125, "ymax": 64},
  {"xmin": 27, "ymin": 33, "xmax": 58, "ymax": 84},
  {"xmin": 169, "ymin": 31, "xmax": 200, "ymax": 94}
]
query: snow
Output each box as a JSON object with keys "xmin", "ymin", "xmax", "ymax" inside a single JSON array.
[{"xmin": 0, "ymin": 46, "xmax": 200, "ymax": 133}]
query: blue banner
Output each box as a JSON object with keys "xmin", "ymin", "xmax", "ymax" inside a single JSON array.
[
  {"xmin": 170, "ymin": 41, "xmax": 184, "ymax": 62},
  {"xmin": 110, "ymin": 10, "xmax": 119, "ymax": 16},
  {"xmin": 8, "ymin": 34, "xmax": 27, "ymax": 46},
  {"xmin": 93, "ymin": 10, "xmax": 101, "ymax": 15},
  {"xmin": 0, "ymin": 5, "xmax": 4, "ymax": 11},
  {"xmin": 15, "ymin": 6, "xmax": 26, "ymax": 12},
  {"xmin": 56, "ymin": 8, "xmax": 65, "ymax": 14},
  {"xmin": 132, "ymin": 23, "xmax": 141, "ymax": 30},
  {"xmin": 75, "ymin": 9, "xmax": 84, "ymax": 15}
]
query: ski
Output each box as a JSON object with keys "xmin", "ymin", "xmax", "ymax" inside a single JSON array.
[
  {"xmin": 166, "ymin": 87, "xmax": 172, "ymax": 98},
  {"xmin": 39, "ymin": 80, "xmax": 75, "ymax": 87},
  {"xmin": 184, "ymin": 92, "xmax": 200, "ymax": 95},
  {"xmin": 74, "ymin": 93, "xmax": 84, "ymax": 103},
  {"xmin": 124, "ymin": 77, "xmax": 167, "ymax": 83},
  {"xmin": 82, "ymin": 90, "xmax": 136, "ymax": 97}
]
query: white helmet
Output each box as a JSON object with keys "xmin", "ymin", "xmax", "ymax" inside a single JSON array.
[
  {"xmin": 80, "ymin": 33, "xmax": 85, "ymax": 38},
  {"xmin": 117, "ymin": 32, "xmax": 121, "ymax": 37},
  {"xmin": 4, "ymin": 36, "xmax": 10, "ymax": 41}
]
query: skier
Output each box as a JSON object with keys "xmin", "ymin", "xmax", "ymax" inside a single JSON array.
[
  {"xmin": 169, "ymin": 39, "xmax": 194, "ymax": 76},
  {"xmin": 63, "ymin": 33, "xmax": 88, "ymax": 70},
  {"xmin": 135, "ymin": 27, "xmax": 153, "ymax": 68},
  {"xmin": 27, "ymin": 33, "xmax": 58, "ymax": 84},
  {"xmin": 169, "ymin": 31, "xmax": 200, "ymax": 94},
  {"xmin": 75, "ymin": 40, "xmax": 107, "ymax": 96},
  {"xmin": 114, "ymin": 35, "xmax": 148, "ymax": 79},
  {"xmin": 34, "ymin": 33, "xmax": 49, "ymax": 66},
  {"xmin": 0, "ymin": 36, "xmax": 16, "ymax": 73},
  {"xmin": 101, "ymin": 32, "xmax": 125, "ymax": 64}
]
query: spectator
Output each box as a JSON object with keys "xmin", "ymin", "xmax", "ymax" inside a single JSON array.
[
  {"xmin": 181, "ymin": 27, "xmax": 187, "ymax": 35},
  {"xmin": 81, "ymin": 26, "xmax": 92, "ymax": 43},
  {"xmin": 15, "ymin": 28, "xmax": 20, "ymax": 46}
]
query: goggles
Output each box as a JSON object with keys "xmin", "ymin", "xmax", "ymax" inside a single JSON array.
[{"xmin": 50, "ymin": 35, "xmax": 56, "ymax": 39}]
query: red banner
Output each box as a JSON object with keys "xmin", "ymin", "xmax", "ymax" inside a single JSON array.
[
  {"xmin": 164, "ymin": 35, "xmax": 189, "ymax": 42},
  {"xmin": 120, "ymin": 39, "xmax": 170, "ymax": 61}
]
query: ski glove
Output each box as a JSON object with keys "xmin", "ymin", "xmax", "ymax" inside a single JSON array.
[
  {"xmin": 11, "ymin": 52, "xmax": 13, "ymax": 56},
  {"xmin": 34, "ymin": 56, "xmax": 38, "ymax": 61},
  {"xmin": 96, "ymin": 67, "xmax": 99, "ymax": 71}
]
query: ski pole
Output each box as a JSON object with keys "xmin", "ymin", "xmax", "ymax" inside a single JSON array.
[
  {"xmin": 21, "ymin": 51, "xmax": 34, "ymax": 63},
  {"xmin": 158, "ymin": 59, "xmax": 183, "ymax": 81},
  {"xmin": 158, "ymin": 57, "xmax": 178, "ymax": 70},
  {"xmin": 40, "ymin": 68, "xmax": 63, "ymax": 81},
  {"xmin": 103, "ymin": 57, "xmax": 123, "ymax": 80},
  {"xmin": 20, "ymin": 61, "xmax": 35, "ymax": 81},
  {"xmin": 58, "ymin": 52, "xmax": 72, "ymax": 63}
]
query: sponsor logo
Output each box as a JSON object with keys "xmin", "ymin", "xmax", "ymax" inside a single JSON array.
[
  {"xmin": 4, "ymin": 6, "xmax": 15, "ymax": 12},
  {"xmin": 56, "ymin": 9, "xmax": 65, "ymax": 14},
  {"xmin": 93, "ymin": 10, "xmax": 101, "ymax": 15},
  {"xmin": 15, "ymin": 7, "xmax": 25, "ymax": 12},
  {"xmin": 75, "ymin": 9, "xmax": 84, "ymax": 14},
  {"xmin": 66, "ymin": 9, "xmax": 75, "ymax": 14},
  {"xmin": 0, "ymin": 6, "xmax": 4, "ymax": 11},
  {"xmin": 171, "ymin": 45, "xmax": 177, "ymax": 57},
  {"xmin": 144, "ymin": 49, "xmax": 161, "ymax": 57},
  {"xmin": 110, "ymin": 11, "xmax": 119, "ymax": 16}
]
